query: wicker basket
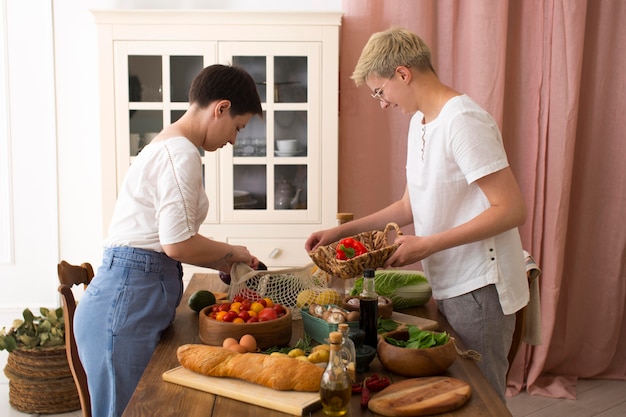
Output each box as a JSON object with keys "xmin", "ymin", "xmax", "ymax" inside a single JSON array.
[
  {"xmin": 3, "ymin": 345, "xmax": 80, "ymax": 414},
  {"xmin": 308, "ymin": 222, "xmax": 402, "ymax": 279}
]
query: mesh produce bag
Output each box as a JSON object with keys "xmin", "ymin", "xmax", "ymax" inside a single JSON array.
[
  {"xmin": 308, "ymin": 223, "xmax": 402, "ymax": 279},
  {"xmin": 228, "ymin": 263, "xmax": 340, "ymax": 319}
]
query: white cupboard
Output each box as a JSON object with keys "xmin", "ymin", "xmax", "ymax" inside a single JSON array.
[{"xmin": 92, "ymin": 10, "xmax": 342, "ymax": 270}]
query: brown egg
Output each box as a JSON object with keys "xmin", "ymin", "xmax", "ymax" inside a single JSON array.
[
  {"xmin": 239, "ymin": 334, "xmax": 258, "ymax": 352},
  {"xmin": 227, "ymin": 343, "xmax": 248, "ymax": 353},
  {"xmin": 222, "ymin": 337, "xmax": 239, "ymax": 349}
]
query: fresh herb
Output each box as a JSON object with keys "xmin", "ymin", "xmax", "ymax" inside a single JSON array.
[
  {"xmin": 377, "ymin": 317, "xmax": 400, "ymax": 333},
  {"xmin": 384, "ymin": 325, "xmax": 449, "ymax": 349},
  {"xmin": 0, "ymin": 307, "xmax": 65, "ymax": 352},
  {"xmin": 262, "ymin": 333, "xmax": 313, "ymax": 355}
]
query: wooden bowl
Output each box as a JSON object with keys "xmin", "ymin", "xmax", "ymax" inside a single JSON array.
[
  {"xmin": 377, "ymin": 330, "xmax": 457, "ymax": 377},
  {"xmin": 198, "ymin": 305, "xmax": 292, "ymax": 349},
  {"xmin": 341, "ymin": 295, "xmax": 394, "ymax": 319}
]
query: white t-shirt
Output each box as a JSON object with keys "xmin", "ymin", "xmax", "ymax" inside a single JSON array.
[
  {"xmin": 406, "ymin": 95, "xmax": 529, "ymax": 314},
  {"xmin": 103, "ymin": 136, "xmax": 209, "ymax": 253}
]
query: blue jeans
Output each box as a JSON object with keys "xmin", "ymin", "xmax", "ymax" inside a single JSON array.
[{"xmin": 74, "ymin": 247, "xmax": 183, "ymax": 417}]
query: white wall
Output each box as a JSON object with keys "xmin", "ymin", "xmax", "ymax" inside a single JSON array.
[{"xmin": 1, "ymin": 0, "xmax": 340, "ymax": 381}]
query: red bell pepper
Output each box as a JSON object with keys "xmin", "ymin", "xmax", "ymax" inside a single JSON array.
[{"xmin": 336, "ymin": 238, "xmax": 368, "ymax": 260}]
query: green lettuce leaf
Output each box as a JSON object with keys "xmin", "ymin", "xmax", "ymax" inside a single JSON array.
[{"xmin": 349, "ymin": 270, "xmax": 431, "ymax": 309}]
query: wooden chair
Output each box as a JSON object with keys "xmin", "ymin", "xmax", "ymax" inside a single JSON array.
[{"xmin": 58, "ymin": 260, "xmax": 94, "ymax": 417}]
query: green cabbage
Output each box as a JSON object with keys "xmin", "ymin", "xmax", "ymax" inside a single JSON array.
[{"xmin": 349, "ymin": 270, "xmax": 432, "ymax": 309}]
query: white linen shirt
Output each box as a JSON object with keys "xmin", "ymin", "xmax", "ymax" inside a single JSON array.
[
  {"xmin": 406, "ymin": 95, "xmax": 529, "ymax": 315},
  {"xmin": 103, "ymin": 136, "xmax": 209, "ymax": 253}
]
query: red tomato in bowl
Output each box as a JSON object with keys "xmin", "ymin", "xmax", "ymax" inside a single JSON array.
[{"xmin": 257, "ymin": 307, "xmax": 278, "ymax": 321}]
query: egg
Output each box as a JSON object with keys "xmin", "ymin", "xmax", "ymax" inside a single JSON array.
[
  {"xmin": 239, "ymin": 334, "xmax": 258, "ymax": 352},
  {"xmin": 227, "ymin": 343, "xmax": 248, "ymax": 353},
  {"xmin": 222, "ymin": 337, "xmax": 239, "ymax": 349}
]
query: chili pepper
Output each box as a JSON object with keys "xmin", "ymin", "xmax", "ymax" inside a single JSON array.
[
  {"xmin": 360, "ymin": 380, "xmax": 370, "ymax": 408},
  {"xmin": 351, "ymin": 383, "xmax": 362, "ymax": 394},
  {"xmin": 365, "ymin": 374, "xmax": 390, "ymax": 391},
  {"xmin": 336, "ymin": 238, "xmax": 368, "ymax": 260}
]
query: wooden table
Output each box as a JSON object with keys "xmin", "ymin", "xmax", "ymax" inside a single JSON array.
[{"xmin": 122, "ymin": 274, "xmax": 512, "ymax": 417}]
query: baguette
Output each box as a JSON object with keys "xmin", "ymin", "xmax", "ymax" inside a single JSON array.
[{"xmin": 177, "ymin": 344, "xmax": 323, "ymax": 392}]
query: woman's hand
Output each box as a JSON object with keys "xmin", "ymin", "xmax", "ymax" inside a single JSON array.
[
  {"xmin": 305, "ymin": 229, "xmax": 340, "ymax": 252},
  {"xmin": 383, "ymin": 235, "xmax": 432, "ymax": 267}
]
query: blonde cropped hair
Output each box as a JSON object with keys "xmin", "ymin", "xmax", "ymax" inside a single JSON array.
[{"xmin": 351, "ymin": 27, "xmax": 435, "ymax": 86}]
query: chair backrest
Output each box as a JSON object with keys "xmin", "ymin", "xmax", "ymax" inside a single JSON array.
[{"xmin": 58, "ymin": 260, "xmax": 94, "ymax": 417}]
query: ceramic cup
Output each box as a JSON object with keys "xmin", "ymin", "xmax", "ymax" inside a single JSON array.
[{"xmin": 276, "ymin": 139, "xmax": 298, "ymax": 153}]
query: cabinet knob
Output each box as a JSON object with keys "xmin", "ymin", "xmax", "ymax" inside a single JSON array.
[{"xmin": 268, "ymin": 248, "xmax": 281, "ymax": 259}]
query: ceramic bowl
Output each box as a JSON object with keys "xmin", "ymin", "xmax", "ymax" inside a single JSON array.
[
  {"xmin": 376, "ymin": 329, "xmax": 457, "ymax": 377},
  {"xmin": 198, "ymin": 304, "xmax": 292, "ymax": 349},
  {"xmin": 341, "ymin": 295, "xmax": 394, "ymax": 319},
  {"xmin": 276, "ymin": 139, "xmax": 298, "ymax": 152},
  {"xmin": 355, "ymin": 344, "xmax": 377, "ymax": 373}
]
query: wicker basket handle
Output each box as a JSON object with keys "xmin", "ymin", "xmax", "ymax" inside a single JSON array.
[{"xmin": 375, "ymin": 222, "xmax": 403, "ymax": 247}]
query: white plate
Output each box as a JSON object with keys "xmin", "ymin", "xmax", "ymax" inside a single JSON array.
[
  {"xmin": 234, "ymin": 199, "xmax": 258, "ymax": 209},
  {"xmin": 275, "ymin": 150, "xmax": 304, "ymax": 157},
  {"xmin": 234, "ymin": 190, "xmax": 251, "ymax": 198}
]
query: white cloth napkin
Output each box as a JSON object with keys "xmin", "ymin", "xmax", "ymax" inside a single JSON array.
[{"xmin": 522, "ymin": 250, "xmax": 542, "ymax": 345}]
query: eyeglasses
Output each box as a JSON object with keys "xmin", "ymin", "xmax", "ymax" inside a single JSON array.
[{"xmin": 370, "ymin": 74, "xmax": 394, "ymax": 101}]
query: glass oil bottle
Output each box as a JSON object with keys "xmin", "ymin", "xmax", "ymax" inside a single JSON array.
[
  {"xmin": 338, "ymin": 323, "xmax": 356, "ymax": 383},
  {"xmin": 359, "ymin": 268, "xmax": 378, "ymax": 349},
  {"xmin": 319, "ymin": 331, "xmax": 351, "ymax": 416}
]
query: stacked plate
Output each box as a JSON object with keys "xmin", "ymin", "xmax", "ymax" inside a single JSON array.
[
  {"xmin": 233, "ymin": 190, "xmax": 257, "ymax": 209},
  {"xmin": 274, "ymin": 150, "xmax": 305, "ymax": 157}
]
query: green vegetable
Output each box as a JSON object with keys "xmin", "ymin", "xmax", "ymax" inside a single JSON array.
[
  {"xmin": 0, "ymin": 307, "xmax": 65, "ymax": 352},
  {"xmin": 188, "ymin": 290, "xmax": 217, "ymax": 312},
  {"xmin": 350, "ymin": 270, "xmax": 432, "ymax": 309},
  {"xmin": 262, "ymin": 334, "xmax": 313, "ymax": 355},
  {"xmin": 377, "ymin": 317, "xmax": 400, "ymax": 333},
  {"xmin": 384, "ymin": 325, "xmax": 449, "ymax": 349}
]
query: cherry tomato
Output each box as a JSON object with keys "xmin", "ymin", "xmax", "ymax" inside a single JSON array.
[
  {"xmin": 222, "ymin": 311, "xmax": 238, "ymax": 322},
  {"xmin": 273, "ymin": 304, "xmax": 286, "ymax": 316},
  {"xmin": 258, "ymin": 307, "xmax": 278, "ymax": 321}
]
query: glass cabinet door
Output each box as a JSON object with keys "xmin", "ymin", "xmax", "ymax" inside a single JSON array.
[
  {"xmin": 114, "ymin": 41, "xmax": 220, "ymax": 222},
  {"xmin": 219, "ymin": 42, "xmax": 321, "ymax": 223}
]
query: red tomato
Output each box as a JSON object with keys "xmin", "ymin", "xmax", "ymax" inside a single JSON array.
[
  {"xmin": 258, "ymin": 299, "xmax": 267, "ymax": 307},
  {"xmin": 222, "ymin": 311, "xmax": 238, "ymax": 322},
  {"xmin": 217, "ymin": 303, "xmax": 231, "ymax": 312},
  {"xmin": 233, "ymin": 295, "xmax": 244, "ymax": 303},
  {"xmin": 258, "ymin": 307, "xmax": 278, "ymax": 321},
  {"xmin": 247, "ymin": 317, "xmax": 258, "ymax": 323},
  {"xmin": 240, "ymin": 301, "xmax": 251, "ymax": 311},
  {"xmin": 238, "ymin": 311, "xmax": 250, "ymax": 321},
  {"xmin": 273, "ymin": 304, "xmax": 286, "ymax": 316}
]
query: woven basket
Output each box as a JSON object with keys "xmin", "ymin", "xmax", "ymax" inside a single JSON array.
[
  {"xmin": 3, "ymin": 345, "xmax": 80, "ymax": 414},
  {"xmin": 308, "ymin": 222, "xmax": 402, "ymax": 279}
]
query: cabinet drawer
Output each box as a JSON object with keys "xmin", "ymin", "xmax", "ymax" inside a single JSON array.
[{"xmin": 228, "ymin": 238, "xmax": 311, "ymax": 268}]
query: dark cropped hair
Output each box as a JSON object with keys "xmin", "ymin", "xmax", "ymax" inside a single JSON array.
[{"xmin": 189, "ymin": 64, "xmax": 262, "ymax": 117}]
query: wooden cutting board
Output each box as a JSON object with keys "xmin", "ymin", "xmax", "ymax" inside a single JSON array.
[
  {"xmin": 368, "ymin": 377, "xmax": 471, "ymax": 416},
  {"xmin": 162, "ymin": 366, "xmax": 321, "ymax": 416},
  {"xmin": 390, "ymin": 311, "xmax": 438, "ymax": 331}
]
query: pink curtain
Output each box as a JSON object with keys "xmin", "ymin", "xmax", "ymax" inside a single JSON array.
[{"xmin": 339, "ymin": 0, "xmax": 626, "ymax": 399}]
